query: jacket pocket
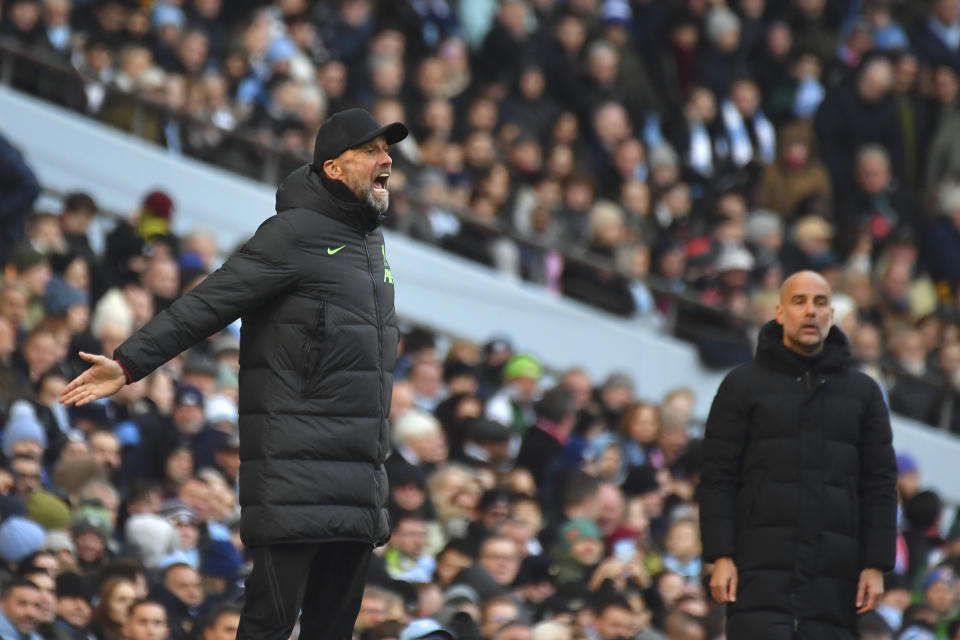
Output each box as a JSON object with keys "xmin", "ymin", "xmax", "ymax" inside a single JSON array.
[
  {"xmin": 299, "ymin": 300, "xmax": 326, "ymax": 397},
  {"xmin": 743, "ymin": 471, "xmax": 765, "ymax": 527}
]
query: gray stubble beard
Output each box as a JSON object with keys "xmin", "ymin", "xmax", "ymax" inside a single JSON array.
[
  {"xmin": 365, "ymin": 189, "xmax": 389, "ymax": 215},
  {"xmin": 348, "ymin": 174, "xmax": 389, "ymax": 215}
]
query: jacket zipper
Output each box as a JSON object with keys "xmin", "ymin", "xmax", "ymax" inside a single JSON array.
[
  {"xmin": 299, "ymin": 301, "xmax": 325, "ymax": 396},
  {"xmin": 362, "ymin": 234, "xmax": 386, "ymax": 513}
]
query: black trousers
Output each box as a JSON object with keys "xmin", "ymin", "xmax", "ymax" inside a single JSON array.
[
  {"xmin": 237, "ymin": 541, "xmax": 372, "ymax": 640},
  {"xmin": 726, "ymin": 612, "xmax": 859, "ymax": 640}
]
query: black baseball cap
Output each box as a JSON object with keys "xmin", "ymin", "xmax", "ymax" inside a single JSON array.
[
  {"xmin": 56, "ymin": 573, "xmax": 92, "ymax": 603},
  {"xmin": 312, "ymin": 108, "xmax": 408, "ymax": 169}
]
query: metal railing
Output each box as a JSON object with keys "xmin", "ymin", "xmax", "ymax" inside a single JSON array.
[
  {"xmin": 12, "ymin": 36, "xmax": 960, "ymax": 442},
  {"xmin": 0, "ymin": 37, "xmax": 777, "ymax": 345}
]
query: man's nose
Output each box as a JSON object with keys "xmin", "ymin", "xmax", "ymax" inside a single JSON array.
[{"xmin": 379, "ymin": 149, "xmax": 392, "ymax": 166}]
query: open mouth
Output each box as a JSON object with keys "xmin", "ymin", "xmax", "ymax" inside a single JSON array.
[{"xmin": 372, "ymin": 172, "xmax": 390, "ymax": 195}]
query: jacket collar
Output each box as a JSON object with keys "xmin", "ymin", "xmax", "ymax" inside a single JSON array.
[
  {"xmin": 755, "ymin": 320, "xmax": 852, "ymax": 375},
  {"xmin": 275, "ymin": 164, "xmax": 386, "ymax": 233}
]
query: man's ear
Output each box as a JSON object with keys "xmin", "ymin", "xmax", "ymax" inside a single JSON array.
[{"xmin": 322, "ymin": 159, "xmax": 340, "ymax": 180}]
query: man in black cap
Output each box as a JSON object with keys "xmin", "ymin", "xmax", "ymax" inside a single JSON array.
[
  {"xmin": 60, "ymin": 108, "xmax": 409, "ymax": 640},
  {"xmin": 53, "ymin": 573, "xmax": 92, "ymax": 638},
  {"xmin": 453, "ymin": 418, "xmax": 513, "ymax": 470}
]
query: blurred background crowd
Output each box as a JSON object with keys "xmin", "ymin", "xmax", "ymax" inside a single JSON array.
[
  {"xmin": 2, "ymin": 0, "xmax": 960, "ymax": 639},
  {"xmin": 4, "ymin": 0, "xmax": 960, "ymax": 432}
]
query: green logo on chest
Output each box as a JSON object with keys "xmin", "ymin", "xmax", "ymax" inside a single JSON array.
[{"xmin": 382, "ymin": 244, "xmax": 394, "ymax": 285}]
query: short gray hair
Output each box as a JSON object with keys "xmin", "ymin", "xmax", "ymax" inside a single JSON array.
[
  {"xmin": 856, "ymin": 144, "xmax": 890, "ymax": 170},
  {"xmin": 392, "ymin": 409, "xmax": 442, "ymax": 444},
  {"xmin": 706, "ymin": 6, "xmax": 741, "ymax": 43},
  {"xmin": 939, "ymin": 182, "xmax": 960, "ymax": 214}
]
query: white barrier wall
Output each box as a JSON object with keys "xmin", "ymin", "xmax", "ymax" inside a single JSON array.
[{"xmin": 3, "ymin": 85, "xmax": 958, "ymax": 503}]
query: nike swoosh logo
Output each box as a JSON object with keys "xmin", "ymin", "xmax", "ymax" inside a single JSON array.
[{"xmin": 327, "ymin": 245, "xmax": 346, "ymax": 255}]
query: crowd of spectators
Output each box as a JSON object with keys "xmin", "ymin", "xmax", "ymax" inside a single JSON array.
[
  {"xmin": 6, "ymin": 0, "xmax": 960, "ymax": 434},
  {"xmin": 2, "ymin": 0, "xmax": 960, "ymax": 639},
  {"xmin": 0, "ymin": 178, "xmax": 958, "ymax": 638}
]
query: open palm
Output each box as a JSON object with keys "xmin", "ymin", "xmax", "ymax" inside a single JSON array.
[{"xmin": 60, "ymin": 352, "xmax": 127, "ymax": 406}]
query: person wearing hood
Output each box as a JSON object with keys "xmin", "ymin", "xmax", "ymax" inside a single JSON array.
[
  {"xmin": 58, "ymin": 108, "xmax": 409, "ymax": 640},
  {"xmin": 700, "ymin": 270, "xmax": 897, "ymax": 639},
  {"xmin": 549, "ymin": 518, "xmax": 604, "ymax": 587}
]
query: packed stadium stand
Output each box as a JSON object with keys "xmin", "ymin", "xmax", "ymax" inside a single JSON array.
[{"xmin": 2, "ymin": 1, "xmax": 960, "ymax": 640}]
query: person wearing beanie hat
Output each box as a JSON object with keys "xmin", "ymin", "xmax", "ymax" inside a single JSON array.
[
  {"xmin": 125, "ymin": 514, "xmax": 179, "ymax": 570},
  {"xmin": 896, "ymin": 453, "xmax": 921, "ymax": 500},
  {"xmin": 551, "ymin": 518, "xmax": 604, "ymax": 586},
  {"xmin": 558, "ymin": 519, "xmax": 603, "ymax": 553},
  {"xmin": 26, "ymin": 490, "xmax": 72, "ymax": 530},
  {"xmin": 71, "ymin": 506, "xmax": 112, "ymax": 541},
  {"xmin": 513, "ymin": 554, "xmax": 555, "ymax": 620},
  {"xmin": 486, "ymin": 354, "xmax": 543, "ymax": 434},
  {"xmin": 42, "ymin": 276, "xmax": 88, "ymax": 317},
  {"xmin": 135, "ymin": 190, "xmax": 174, "ymax": 242},
  {"xmin": 399, "ymin": 618, "xmax": 455, "ymax": 640},
  {"xmin": 61, "ymin": 107, "xmax": 410, "ymax": 640},
  {"xmin": 200, "ymin": 539, "xmax": 244, "ymax": 581},
  {"xmin": 55, "ymin": 572, "xmax": 93, "ymax": 636},
  {"xmin": 920, "ymin": 566, "xmax": 957, "ymax": 621},
  {"xmin": 44, "ymin": 529, "xmax": 76, "ymax": 566},
  {"xmin": 55, "ymin": 572, "xmax": 90, "ymax": 603},
  {"xmin": 71, "ymin": 507, "xmax": 113, "ymax": 575},
  {"xmin": 3, "ymin": 400, "xmax": 47, "ymax": 459},
  {"xmin": 504, "ymin": 355, "xmax": 544, "ymax": 382},
  {"xmin": 0, "ymin": 516, "xmax": 46, "ymax": 566},
  {"xmin": 385, "ymin": 457, "xmax": 428, "ymax": 513},
  {"xmin": 453, "ymin": 418, "xmax": 513, "ymax": 470}
]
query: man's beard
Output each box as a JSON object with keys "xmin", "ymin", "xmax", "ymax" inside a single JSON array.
[
  {"xmin": 363, "ymin": 186, "xmax": 389, "ymax": 215},
  {"xmin": 348, "ymin": 175, "xmax": 389, "ymax": 214}
]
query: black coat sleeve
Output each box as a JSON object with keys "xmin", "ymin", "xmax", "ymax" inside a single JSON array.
[
  {"xmin": 114, "ymin": 215, "xmax": 300, "ymax": 381},
  {"xmin": 0, "ymin": 134, "xmax": 40, "ymax": 221},
  {"xmin": 699, "ymin": 370, "xmax": 750, "ymax": 562},
  {"xmin": 858, "ymin": 381, "xmax": 898, "ymax": 571}
]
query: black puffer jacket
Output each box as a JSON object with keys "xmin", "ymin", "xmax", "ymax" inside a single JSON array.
[
  {"xmin": 699, "ymin": 321, "xmax": 896, "ymax": 631},
  {"xmin": 114, "ymin": 165, "xmax": 398, "ymax": 547}
]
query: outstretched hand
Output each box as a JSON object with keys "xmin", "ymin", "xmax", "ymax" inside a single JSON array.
[{"xmin": 60, "ymin": 352, "xmax": 127, "ymax": 406}]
